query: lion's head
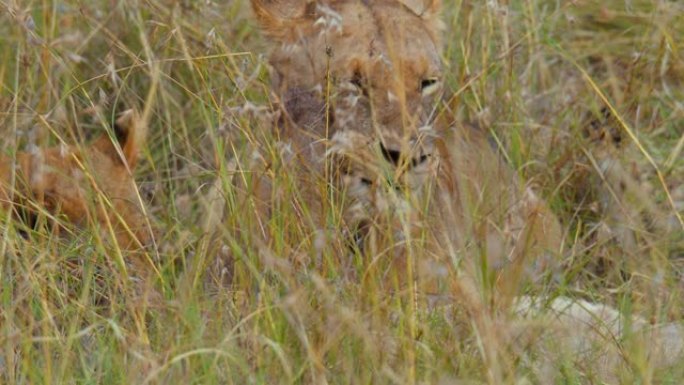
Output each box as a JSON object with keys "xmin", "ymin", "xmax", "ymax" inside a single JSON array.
[{"xmin": 252, "ymin": 0, "xmax": 445, "ymax": 233}]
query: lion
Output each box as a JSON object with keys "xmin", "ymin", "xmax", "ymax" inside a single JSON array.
[
  {"xmin": 239, "ymin": 0, "xmax": 684, "ymax": 380},
  {"xmin": 247, "ymin": 0, "xmax": 564, "ymax": 298},
  {"xmin": 0, "ymin": 110, "xmax": 152, "ymax": 255}
]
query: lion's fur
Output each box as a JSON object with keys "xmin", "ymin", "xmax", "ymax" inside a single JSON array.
[
  {"xmin": 247, "ymin": 0, "xmax": 683, "ymax": 378},
  {"xmin": 0, "ymin": 110, "xmax": 151, "ymax": 252},
  {"xmin": 250, "ymin": 0, "xmax": 562, "ymax": 296}
]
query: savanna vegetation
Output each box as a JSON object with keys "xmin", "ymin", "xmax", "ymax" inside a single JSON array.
[{"xmin": 1, "ymin": 0, "xmax": 683, "ymax": 383}]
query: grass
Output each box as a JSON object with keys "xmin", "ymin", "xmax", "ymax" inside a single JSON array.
[{"xmin": 1, "ymin": 0, "xmax": 683, "ymax": 383}]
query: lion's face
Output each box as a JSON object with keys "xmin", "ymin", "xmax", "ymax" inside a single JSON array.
[{"xmin": 253, "ymin": 0, "xmax": 444, "ymax": 230}]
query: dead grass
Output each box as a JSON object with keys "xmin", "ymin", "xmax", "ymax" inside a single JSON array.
[{"xmin": 0, "ymin": 0, "xmax": 683, "ymax": 384}]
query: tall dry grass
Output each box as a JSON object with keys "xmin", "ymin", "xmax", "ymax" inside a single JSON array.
[{"xmin": 0, "ymin": 0, "xmax": 683, "ymax": 383}]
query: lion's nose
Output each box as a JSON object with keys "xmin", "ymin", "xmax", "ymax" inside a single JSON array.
[{"xmin": 379, "ymin": 142, "xmax": 430, "ymax": 168}]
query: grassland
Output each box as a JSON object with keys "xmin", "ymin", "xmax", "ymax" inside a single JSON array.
[{"xmin": 1, "ymin": 0, "xmax": 683, "ymax": 384}]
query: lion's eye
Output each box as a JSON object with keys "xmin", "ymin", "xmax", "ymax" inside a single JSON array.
[
  {"xmin": 420, "ymin": 77, "xmax": 440, "ymax": 96},
  {"xmin": 350, "ymin": 74, "xmax": 362, "ymax": 87},
  {"xmin": 350, "ymin": 71, "xmax": 365, "ymax": 88},
  {"xmin": 349, "ymin": 71, "xmax": 369, "ymax": 96}
]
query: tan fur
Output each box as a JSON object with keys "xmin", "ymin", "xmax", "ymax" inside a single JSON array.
[
  {"xmin": 0, "ymin": 110, "xmax": 151, "ymax": 252},
  {"xmin": 251, "ymin": 0, "xmax": 563, "ymax": 297},
  {"xmin": 243, "ymin": 1, "xmax": 684, "ymax": 379},
  {"xmin": 327, "ymin": 124, "xmax": 563, "ymax": 299},
  {"xmin": 512, "ymin": 296, "xmax": 684, "ymax": 383},
  {"xmin": 231, "ymin": 0, "xmax": 684, "ymax": 383}
]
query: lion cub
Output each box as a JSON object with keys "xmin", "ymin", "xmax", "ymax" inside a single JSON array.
[
  {"xmin": 0, "ymin": 110, "xmax": 151, "ymax": 252},
  {"xmin": 250, "ymin": 0, "xmax": 563, "ymax": 296}
]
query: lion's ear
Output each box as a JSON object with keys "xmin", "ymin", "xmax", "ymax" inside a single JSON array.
[
  {"xmin": 93, "ymin": 109, "xmax": 144, "ymax": 169},
  {"xmin": 114, "ymin": 109, "xmax": 143, "ymax": 169},
  {"xmin": 400, "ymin": 0, "xmax": 443, "ymax": 43},
  {"xmin": 401, "ymin": 0, "xmax": 441, "ymax": 18},
  {"xmin": 250, "ymin": 0, "xmax": 317, "ymax": 42}
]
